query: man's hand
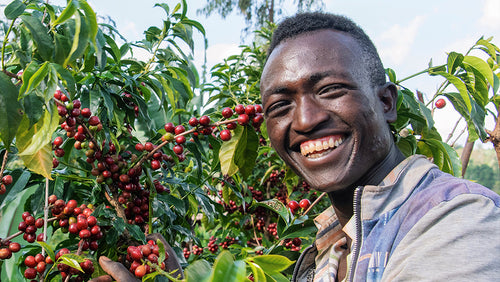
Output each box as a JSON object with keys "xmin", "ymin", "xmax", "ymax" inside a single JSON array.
[{"xmin": 89, "ymin": 233, "xmax": 183, "ymax": 282}]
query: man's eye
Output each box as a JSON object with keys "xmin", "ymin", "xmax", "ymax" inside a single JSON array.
[
  {"xmin": 318, "ymin": 84, "xmax": 346, "ymax": 96},
  {"xmin": 266, "ymin": 101, "xmax": 290, "ymax": 115}
]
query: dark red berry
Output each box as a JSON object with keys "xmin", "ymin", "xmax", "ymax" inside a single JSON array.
[
  {"xmin": 234, "ymin": 104, "xmax": 245, "ymax": 115},
  {"xmin": 175, "ymin": 135, "xmax": 186, "ymax": 144},
  {"xmin": 2, "ymin": 175, "xmax": 13, "ymax": 185},
  {"xmin": 221, "ymin": 107, "xmax": 233, "ymax": 118},
  {"xmin": 173, "ymin": 145, "xmax": 184, "ymax": 155},
  {"xmin": 164, "ymin": 122, "xmax": 175, "ymax": 133},
  {"xmin": 299, "ymin": 199, "xmax": 311, "ymax": 210},
  {"xmin": 174, "ymin": 125, "xmax": 185, "ymax": 135},
  {"xmin": 81, "ymin": 108, "xmax": 91, "ymax": 118},
  {"xmin": 188, "ymin": 117, "xmax": 199, "ymax": 127},
  {"xmin": 288, "ymin": 200, "xmax": 299, "ymax": 212},
  {"xmin": 199, "ymin": 115, "xmax": 211, "ymax": 126},
  {"xmin": 220, "ymin": 129, "xmax": 231, "ymax": 141},
  {"xmin": 88, "ymin": 116, "xmax": 100, "ymax": 126},
  {"xmin": 237, "ymin": 114, "xmax": 250, "ymax": 126},
  {"xmin": 435, "ymin": 98, "xmax": 446, "ymax": 109},
  {"xmin": 151, "ymin": 160, "xmax": 161, "ymax": 170},
  {"xmin": 144, "ymin": 142, "xmax": 154, "ymax": 152}
]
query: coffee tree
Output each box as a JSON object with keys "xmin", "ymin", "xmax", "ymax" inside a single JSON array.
[{"xmin": 1, "ymin": 0, "xmax": 499, "ymax": 281}]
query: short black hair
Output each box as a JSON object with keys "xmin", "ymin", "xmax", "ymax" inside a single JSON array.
[{"xmin": 267, "ymin": 12, "xmax": 386, "ymax": 86}]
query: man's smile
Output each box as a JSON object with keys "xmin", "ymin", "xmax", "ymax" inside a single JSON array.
[{"xmin": 300, "ymin": 135, "xmax": 345, "ymax": 158}]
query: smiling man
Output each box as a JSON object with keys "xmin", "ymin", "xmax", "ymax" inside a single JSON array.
[{"xmin": 261, "ymin": 12, "xmax": 500, "ymax": 282}]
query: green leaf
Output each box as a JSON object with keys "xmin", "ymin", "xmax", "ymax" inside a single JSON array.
[
  {"xmin": 434, "ymin": 71, "xmax": 471, "ymax": 112},
  {"xmin": 58, "ymin": 254, "xmax": 84, "ymax": 272},
  {"xmin": 254, "ymin": 199, "xmax": 290, "ymax": 225},
  {"xmin": 65, "ymin": 11, "xmax": 90, "ymax": 65},
  {"xmin": 17, "ymin": 104, "xmax": 59, "ymax": 156},
  {"xmin": 184, "ymin": 259, "xmax": 211, "ymax": 282},
  {"xmin": 418, "ymin": 139, "xmax": 461, "ymax": 176},
  {"xmin": 37, "ymin": 241, "xmax": 56, "ymax": 264},
  {"xmin": 463, "ymin": 55, "xmax": 495, "ymax": 89},
  {"xmin": 279, "ymin": 219, "xmax": 317, "ymax": 240},
  {"xmin": 246, "ymin": 255, "xmax": 294, "ymax": 274},
  {"xmin": 126, "ymin": 224, "xmax": 146, "ymax": 242},
  {"xmin": 4, "ymin": 0, "xmax": 26, "ymax": 19},
  {"xmin": 209, "ymin": 251, "xmax": 246, "ymax": 282},
  {"xmin": 385, "ymin": 68, "xmax": 396, "ymax": 83},
  {"xmin": 20, "ymin": 15, "xmax": 54, "ymax": 61},
  {"xmin": 0, "ymin": 72, "xmax": 23, "ymax": 148},
  {"xmin": 446, "ymin": 52, "xmax": 463, "ymax": 74},
  {"xmin": 20, "ymin": 61, "xmax": 49, "ymax": 98},
  {"xmin": 248, "ymin": 262, "xmax": 266, "ymax": 282},
  {"xmin": 78, "ymin": 0, "xmax": 98, "ymax": 46},
  {"xmin": 50, "ymin": 0, "xmax": 77, "ymax": 27}
]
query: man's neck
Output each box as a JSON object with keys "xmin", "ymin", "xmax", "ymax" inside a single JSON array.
[{"xmin": 328, "ymin": 143, "xmax": 406, "ymax": 226}]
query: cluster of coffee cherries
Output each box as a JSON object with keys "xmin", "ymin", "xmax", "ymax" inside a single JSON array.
[
  {"xmin": 23, "ymin": 253, "xmax": 50, "ymax": 280},
  {"xmin": 0, "ymin": 174, "xmax": 13, "ymax": 195},
  {"xmin": 267, "ymin": 222, "xmax": 278, "ymax": 239},
  {"xmin": 124, "ymin": 240, "xmax": 169, "ymax": 278},
  {"xmin": 54, "ymin": 248, "xmax": 95, "ymax": 281},
  {"xmin": 0, "ymin": 240, "xmax": 20, "ymax": 260},
  {"xmin": 17, "ymin": 211, "xmax": 45, "ymax": 243},
  {"xmin": 283, "ymin": 237, "xmax": 302, "ymax": 252},
  {"xmin": 52, "ymin": 90, "xmax": 102, "ymax": 167},
  {"xmin": 287, "ymin": 198, "xmax": 311, "ymax": 214},
  {"xmin": 122, "ymin": 189, "xmax": 150, "ymax": 225}
]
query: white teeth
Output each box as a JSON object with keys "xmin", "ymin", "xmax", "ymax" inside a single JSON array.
[
  {"xmin": 329, "ymin": 138, "xmax": 334, "ymax": 147},
  {"xmin": 300, "ymin": 137, "xmax": 344, "ymax": 157},
  {"xmin": 322, "ymin": 141, "xmax": 329, "ymax": 150}
]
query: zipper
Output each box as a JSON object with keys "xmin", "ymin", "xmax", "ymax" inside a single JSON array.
[{"xmin": 347, "ymin": 186, "xmax": 364, "ymax": 282}]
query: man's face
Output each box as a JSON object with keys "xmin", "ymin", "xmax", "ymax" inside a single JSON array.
[{"xmin": 260, "ymin": 29, "xmax": 394, "ymax": 193}]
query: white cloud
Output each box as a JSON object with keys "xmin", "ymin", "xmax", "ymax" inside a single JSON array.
[
  {"xmin": 377, "ymin": 15, "xmax": 425, "ymax": 66},
  {"xmin": 193, "ymin": 43, "xmax": 242, "ymax": 70},
  {"xmin": 480, "ymin": 0, "xmax": 500, "ymax": 29}
]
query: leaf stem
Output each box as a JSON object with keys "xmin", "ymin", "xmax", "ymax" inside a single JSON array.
[
  {"xmin": 1, "ymin": 20, "xmax": 15, "ymax": 71},
  {"xmin": 396, "ymin": 69, "xmax": 428, "ymax": 84}
]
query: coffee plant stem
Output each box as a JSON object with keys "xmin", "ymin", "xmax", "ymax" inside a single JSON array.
[
  {"xmin": 1, "ymin": 19, "xmax": 15, "ymax": 70},
  {"xmin": 0, "ymin": 151, "xmax": 8, "ymax": 180},
  {"xmin": 445, "ymin": 118, "xmax": 463, "ymax": 144},
  {"xmin": 42, "ymin": 178, "xmax": 49, "ymax": 256},
  {"xmin": 303, "ymin": 192, "xmax": 327, "ymax": 216},
  {"xmin": 0, "ymin": 217, "xmax": 58, "ymax": 245},
  {"xmin": 250, "ymin": 215, "xmax": 261, "ymax": 247},
  {"xmin": 396, "ymin": 69, "xmax": 429, "ymax": 84}
]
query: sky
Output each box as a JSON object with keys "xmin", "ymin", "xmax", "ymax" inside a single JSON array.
[{"xmin": 3, "ymin": 0, "xmax": 500, "ymax": 149}]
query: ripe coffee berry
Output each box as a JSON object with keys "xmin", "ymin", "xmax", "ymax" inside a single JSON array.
[
  {"xmin": 81, "ymin": 108, "xmax": 91, "ymax": 118},
  {"xmin": 188, "ymin": 117, "xmax": 199, "ymax": 127},
  {"xmin": 288, "ymin": 200, "xmax": 300, "ymax": 212},
  {"xmin": 135, "ymin": 143, "xmax": 144, "ymax": 151},
  {"xmin": 175, "ymin": 135, "xmax": 186, "ymax": 144},
  {"xmin": 144, "ymin": 142, "xmax": 154, "ymax": 152},
  {"xmin": 164, "ymin": 122, "xmax": 175, "ymax": 133},
  {"xmin": 227, "ymin": 122, "xmax": 237, "ymax": 130},
  {"xmin": 435, "ymin": 98, "xmax": 446, "ymax": 109},
  {"xmin": 234, "ymin": 104, "xmax": 245, "ymax": 115},
  {"xmin": 151, "ymin": 160, "xmax": 161, "ymax": 170},
  {"xmin": 199, "ymin": 115, "xmax": 211, "ymax": 126},
  {"xmin": 245, "ymin": 105, "xmax": 256, "ymax": 116},
  {"xmin": 53, "ymin": 136, "xmax": 63, "ymax": 147},
  {"xmin": 221, "ymin": 107, "xmax": 233, "ymax": 118},
  {"xmin": 88, "ymin": 116, "xmax": 100, "ymax": 126},
  {"xmin": 135, "ymin": 264, "xmax": 147, "ymax": 278},
  {"xmin": 255, "ymin": 104, "xmax": 263, "ymax": 113},
  {"xmin": 299, "ymin": 199, "xmax": 311, "ymax": 210},
  {"xmin": 220, "ymin": 129, "xmax": 232, "ymax": 141},
  {"xmin": 237, "ymin": 114, "xmax": 250, "ymax": 126},
  {"xmin": 2, "ymin": 175, "xmax": 13, "ymax": 185},
  {"xmin": 174, "ymin": 125, "xmax": 185, "ymax": 135},
  {"xmin": 173, "ymin": 145, "xmax": 184, "ymax": 155}
]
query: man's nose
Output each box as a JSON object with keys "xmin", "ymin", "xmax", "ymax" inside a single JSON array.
[{"xmin": 291, "ymin": 95, "xmax": 330, "ymax": 134}]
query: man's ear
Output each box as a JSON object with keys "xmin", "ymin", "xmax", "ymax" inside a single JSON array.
[{"xmin": 377, "ymin": 82, "xmax": 398, "ymax": 123}]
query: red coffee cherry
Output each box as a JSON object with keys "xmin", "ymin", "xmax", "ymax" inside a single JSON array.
[
  {"xmin": 221, "ymin": 107, "xmax": 233, "ymax": 118},
  {"xmin": 287, "ymin": 200, "xmax": 299, "ymax": 212},
  {"xmin": 234, "ymin": 104, "xmax": 245, "ymax": 115},
  {"xmin": 151, "ymin": 160, "xmax": 161, "ymax": 170},
  {"xmin": 81, "ymin": 108, "xmax": 91, "ymax": 118},
  {"xmin": 220, "ymin": 129, "xmax": 232, "ymax": 141},
  {"xmin": 88, "ymin": 116, "xmax": 100, "ymax": 126},
  {"xmin": 2, "ymin": 175, "xmax": 13, "ymax": 186},
  {"xmin": 173, "ymin": 145, "xmax": 184, "ymax": 155},
  {"xmin": 199, "ymin": 115, "xmax": 211, "ymax": 126},
  {"xmin": 164, "ymin": 122, "xmax": 175, "ymax": 133},
  {"xmin": 237, "ymin": 114, "xmax": 250, "ymax": 126},
  {"xmin": 188, "ymin": 117, "xmax": 199, "ymax": 127},
  {"xmin": 435, "ymin": 98, "xmax": 446, "ymax": 109},
  {"xmin": 299, "ymin": 199, "xmax": 311, "ymax": 210},
  {"xmin": 174, "ymin": 125, "xmax": 185, "ymax": 135}
]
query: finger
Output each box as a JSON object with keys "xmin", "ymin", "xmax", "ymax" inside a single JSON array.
[
  {"xmin": 88, "ymin": 275, "xmax": 113, "ymax": 282},
  {"xmin": 99, "ymin": 256, "xmax": 139, "ymax": 282}
]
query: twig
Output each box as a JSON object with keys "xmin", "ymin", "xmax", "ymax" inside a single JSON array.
[
  {"xmin": 445, "ymin": 118, "xmax": 462, "ymax": 144},
  {"xmin": 0, "ymin": 151, "xmax": 8, "ymax": 180},
  {"xmin": 250, "ymin": 215, "xmax": 261, "ymax": 247},
  {"xmin": 451, "ymin": 126, "xmax": 467, "ymax": 147},
  {"xmin": 303, "ymin": 192, "xmax": 326, "ymax": 216}
]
